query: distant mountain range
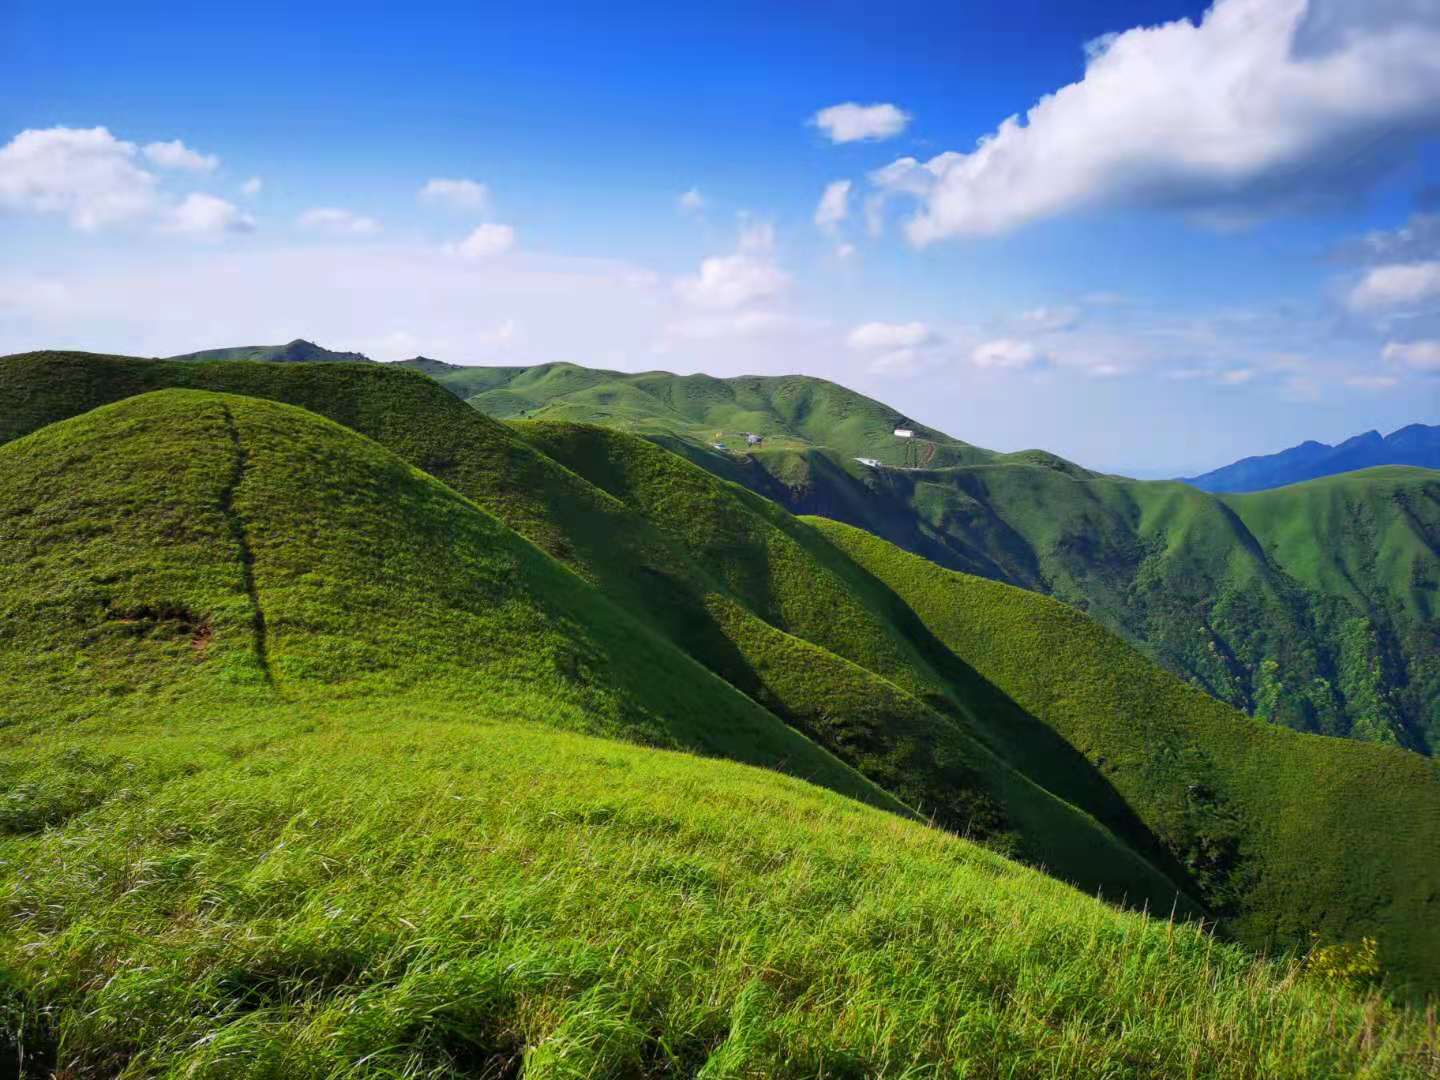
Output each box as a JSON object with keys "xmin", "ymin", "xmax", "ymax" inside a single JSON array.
[{"xmin": 1183, "ymin": 424, "xmax": 1440, "ymax": 493}]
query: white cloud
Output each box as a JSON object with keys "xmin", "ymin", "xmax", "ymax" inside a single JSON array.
[
  {"xmin": 847, "ymin": 321, "xmax": 935, "ymax": 350},
  {"xmin": 299, "ymin": 207, "xmax": 382, "ymax": 236},
  {"xmin": 1218, "ymin": 368, "xmax": 1257, "ymax": 385},
  {"xmin": 834, "ymin": 242, "xmax": 857, "ymax": 260},
  {"xmin": 241, "ymin": 177, "xmax": 263, "ymax": 197},
  {"xmin": 1382, "ymin": 339, "xmax": 1440, "ymax": 371},
  {"xmin": 419, "ymin": 177, "xmax": 492, "ymax": 213},
  {"xmin": 814, "ymin": 179, "xmax": 851, "ymax": 234},
  {"xmin": 1021, "ymin": 305, "xmax": 1082, "ymax": 332},
  {"xmin": 0, "ymin": 126, "xmax": 251, "ymax": 239},
  {"xmin": 1347, "ymin": 261, "xmax": 1440, "ymax": 311},
  {"xmin": 737, "ymin": 219, "xmax": 775, "ymax": 254},
  {"xmin": 165, "ymin": 193, "xmax": 254, "ymax": 237},
  {"xmin": 678, "ymin": 187, "xmax": 705, "ymax": 213},
  {"xmin": 1085, "ymin": 362, "xmax": 1127, "ymax": 378},
  {"xmin": 143, "ymin": 139, "xmax": 218, "ymax": 172},
  {"xmin": 1345, "ymin": 373, "xmax": 1400, "ymax": 389},
  {"xmin": 866, "ymin": 348, "xmax": 931, "ymax": 376},
  {"xmin": 450, "ymin": 222, "xmax": 516, "ymax": 260},
  {"xmin": 872, "ymin": 0, "xmax": 1440, "ymax": 241},
  {"xmin": 675, "ymin": 253, "xmax": 789, "ymax": 310},
  {"xmin": 0, "ymin": 126, "xmax": 158, "ymax": 230},
  {"xmin": 863, "ymin": 194, "xmax": 887, "ymax": 238},
  {"xmin": 665, "ymin": 311, "xmax": 801, "ymax": 341},
  {"xmin": 971, "ymin": 338, "xmax": 1048, "ymax": 371},
  {"xmin": 811, "ymin": 103, "xmax": 910, "ymax": 144}
]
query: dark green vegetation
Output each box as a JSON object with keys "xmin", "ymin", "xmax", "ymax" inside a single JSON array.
[
  {"xmin": 1184, "ymin": 424, "xmax": 1440, "ymax": 493},
  {"xmin": 421, "ymin": 360, "xmax": 1440, "ymax": 756},
  {"xmin": 166, "ymin": 338, "xmax": 374, "ymax": 364},
  {"xmin": 2, "ymin": 351, "xmax": 1439, "ymax": 1075}
]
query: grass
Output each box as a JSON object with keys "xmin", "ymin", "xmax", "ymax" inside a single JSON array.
[
  {"xmin": 426, "ymin": 358, "xmax": 1440, "ymax": 754},
  {"xmin": 2, "ymin": 364, "xmax": 1440, "ymax": 1071},
  {"xmin": 426, "ymin": 361, "xmax": 993, "ymax": 469},
  {"xmin": 6, "ymin": 705, "xmax": 1438, "ymax": 1078},
  {"xmin": 816, "ymin": 517, "xmax": 1440, "ymax": 989},
  {"xmin": 0, "ymin": 389, "xmax": 894, "ymax": 807},
  {"xmin": 0, "ymin": 353, "xmax": 1195, "ymax": 915},
  {"xmin": 4, "ymin": 352, "xmax": 1440, "ymax": 991}
]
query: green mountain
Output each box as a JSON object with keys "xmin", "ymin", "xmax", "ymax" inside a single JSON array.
[
  {"xmin": 166, "ymin": 338, "xmax": 374, "ymax": 364},
  {"xmin": 1184, "ymin": 424, "xmax": 1440, "ymax": 493},
  {"xmin": 419, "ymin": 360, "xmax": 1440, "ymax": 755},
  {"xmin": 3, "ymin": 350, "xmax": 1439, "ymax": 1073}
]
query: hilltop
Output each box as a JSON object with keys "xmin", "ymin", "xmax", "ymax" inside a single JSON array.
[
  {"xmin": 166, "ymin": 338, "xmax": 374, "ymax": 364},
  {"xmin": 1183, "ymin": 423, "xmax": 1440, "ymax": 493}
]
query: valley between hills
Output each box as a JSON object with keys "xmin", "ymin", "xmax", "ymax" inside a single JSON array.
[{"xmin": 2, "ymin": 345, "xmax": 1438, "ymax": 1076}]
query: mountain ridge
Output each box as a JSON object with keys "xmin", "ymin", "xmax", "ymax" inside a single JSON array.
[
  {"xmin": 6, "ymin": 349, "xmax": 1440, "ymax": 992},
  {"xmin": 1183, "ymin": 423, "xmax": 1440, "ymax": 493}
]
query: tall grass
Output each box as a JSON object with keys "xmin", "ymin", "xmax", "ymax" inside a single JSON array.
[{"xmin": 5, "ymin": 705, "xmax": 1437, "ymax": 1077}]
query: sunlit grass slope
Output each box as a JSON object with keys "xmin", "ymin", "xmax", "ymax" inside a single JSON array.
[
  {"xmin": 817, "ymin": 517, "xmax": 1440, "ymax": 989},
  {"xmin": 0, "ymin": 389, "xmax": 892, "ymax": 807},
  {"xmin": 5, "ymin": 352, "xmax": 1440, "ymax": 987},
  {"xmin": 8, "ymin": 702, "xmax": 1440, "ymax": 1077},
  {"xmin": 0, "ymin": 352, "xmax": 1195, "ymax": 911}
]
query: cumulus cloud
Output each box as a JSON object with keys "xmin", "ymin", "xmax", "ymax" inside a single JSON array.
[
  {"xmin": 1383, "ymin": 339, "xmax": 1440, "ymax": 371},
  {"xmin": 419, "ymin": 177, "xmax": 492, "ymax": 213},
  {"xmin": 143, "ymin": 139, "xmax": 218, "ymax": 172},
  {"xmin": 241, "ymin": 177, "xmax": 263, "ymax": 197},
  {"xmin": 1347, "ymin": 261, "xmax": 1440, "ymax": 310},
  {"xmin": 299, "ymin": 207, "xmax": 382, "ymax": 236},
  {"xmin": 872, "ymin": 0, "xmax": 1440, "ymax": 242},
  {"xmin": 811, "ymin": 103, "xmax": 910, "ymax": 143},
  {"xmin": 814, "ymin": 180, "xmax": 851, "ymax": 234},
  {"xmin": 166, "ymin": 193, "xmax": 255, "ymax": 237},
  {"xmin": 0, "ymin": 126, "xmax": 158, "ymax": 230},
  {"xmin": 971, "ymin": 338, "xmax": 1048, "ymax": 371},
  {"xmin": 0, "ymin": 126, "xmax": 250, "ymax": 238},
  {"xmin": 678, "ymin": 187, "xmax": 705, "ymax": 214},
  {"xmin": 674, "ymin": 216, "xmax": 790, "ymax": 311},
  {"xmin": 847, "ymin": 321, "xmax": 935, "ymax": 350},
  {"xmin": 450, "ymin": 222, "xmax": 517, "ymax": 259},
  {"xmin": 675, "ymin": 253, "xmax": 789, "ymax": 309}
]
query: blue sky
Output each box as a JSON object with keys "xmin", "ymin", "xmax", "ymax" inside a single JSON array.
[{"xmin": 2, "ymin": 0, "xmax": 1439, "ymax": 474}]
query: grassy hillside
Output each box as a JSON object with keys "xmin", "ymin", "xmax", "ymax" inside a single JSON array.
[
  {"xmin": 5, "ymin": 351, "xmax": 1440, "ymax": 991},
  {"xmin": 424, "ymin": 360, "xmax": 995, "ymax": 468},
  {"xmin": 441, "ymin": 362, "xmax": 1439, "ymax": 754},
  {"xmin": 0, "ymin": 353, "xmax": 1192, "ymax": 913},
  {"xmin": 11, "ymin": 711, "xmax": 1435, "ymax": 1077},
  {"xmin": 818, "ymin": 518, "xmax": 1440, "ymax": 987},
  {"xmin": 1, "ymin": 393, "xmax": 1436, "ymax": 1074},
  {"xmin": 0, "ymin": 390, "xmax": 890, "ymax": 806}
]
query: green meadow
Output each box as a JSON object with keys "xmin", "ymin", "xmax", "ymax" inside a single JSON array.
[{"xmin": 1, "ymin": 352, "xmax": 1438, "ymax": 1075}]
